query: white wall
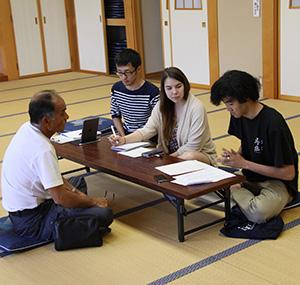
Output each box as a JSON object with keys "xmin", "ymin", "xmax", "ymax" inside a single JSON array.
[
  {"xmin": 280, "ymin": 1, "xmax": 300, "ymax": 97},
  {"xmin": 141, "ymin": 0, "xmax": 163, "ymax": 74},
  {"xmin": 218, "ymin": 0, "xmax": 262, "ymax": 80}
]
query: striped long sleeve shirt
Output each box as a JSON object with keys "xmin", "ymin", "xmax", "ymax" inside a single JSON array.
[{"xmin": 110, "ymin": 81, "xmax": 160, "ymax": 133}]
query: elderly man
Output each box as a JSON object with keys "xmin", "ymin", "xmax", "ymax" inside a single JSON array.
[{"xmin": 2, "ymin": 90, "xmax": 113, "ymax": 241}]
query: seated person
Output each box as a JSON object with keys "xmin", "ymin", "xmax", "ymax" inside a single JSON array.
[
  {"xmin": 109, "ymin": 67, "xmax": 217, "ymax": 165},
  {"xmin": 210, "ymin": 70, "xmax": 298, "ymax": 223},
  {"xmin": 111, "ymin": 48, "xmax": 160, "ymax": 136},
  {"xmin": 1, "ymin": 90, "xmax": 113, "ymax": 241}
]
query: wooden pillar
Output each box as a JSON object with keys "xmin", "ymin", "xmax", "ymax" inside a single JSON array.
[
  {"xmin": 65, "ymin": 0, "xmax": 79, "ymax": 71},
  {"xmin": 262, "ymin": 0, "xmax": 278, "ymax": 99},
  {"xmin": 0, "ymin": 0, "xmax": 19, "ymax": 80},
  {"xmin": 124, "ymin": 0, "xmax": 145, "ymax": 76},
  {"xmin": 207, "ymin": 0, "xmax": 219, "ymax": 87}
]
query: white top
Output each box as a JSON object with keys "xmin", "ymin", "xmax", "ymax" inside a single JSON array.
[{"xmin": 1, "ymin": 122, "xmax": 63, "ymax": 212}]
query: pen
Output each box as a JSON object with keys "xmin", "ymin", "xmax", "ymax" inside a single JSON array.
[{"xmin": 111, "ymin": 125, "xmax": 116, "ymax": 137}]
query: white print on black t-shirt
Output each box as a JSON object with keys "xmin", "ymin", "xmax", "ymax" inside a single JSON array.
[{"xmin": 254, "ymin": 137, "xmax": 263, "ymax": 154}]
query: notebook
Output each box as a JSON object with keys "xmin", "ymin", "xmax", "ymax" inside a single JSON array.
[
  {"xmin": 71, "ymin": 117, "xmax": 100, "ymax": 145},
  {"xmin": 111, "ymin": 141, "xmax": 151, "ymax": 152}
]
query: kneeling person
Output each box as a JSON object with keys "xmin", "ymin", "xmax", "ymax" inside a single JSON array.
[
  {"xmin": 1, "ymin": 90, "xmax": 113, "ymax": 241},
  {"xmin": 210, "ymin": 70, "xmax": 298, "ymax": 224}
]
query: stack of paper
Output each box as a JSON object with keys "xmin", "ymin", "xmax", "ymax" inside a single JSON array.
[
  {"xmin": 51, "ymin": 130, "xmax": 100, "ymax": 144},
  {"xmin": 155, "ymin": 160, "xmax": 235, "ymax": 186},
  {"xmin": 119, "ymin": 147, "xmax": 152, "ymax": 158},
  {"xmin": 155, "ymin": 160, "xmax": 205, "ymax": 176},
  {"xmin": 51, "ymin": 134, "xmax": 75, "ymax": 144},
  {"xmin": 111, "ymin": 142, "xmax": 151, "ymax": 152},
  {"xmin": 50, "ymin": 130, "xmax": 81, "ymax": 144},
  {"xmin": 171, "ymin": 168, "xmax": 235, "ymax": 186}
]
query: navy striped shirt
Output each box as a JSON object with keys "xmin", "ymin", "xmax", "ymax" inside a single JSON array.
[{"xmin": 110, "ymin": 81, "xmax": 159, "ymax": 132}]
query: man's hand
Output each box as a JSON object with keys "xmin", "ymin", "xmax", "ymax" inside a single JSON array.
[
  {"xmin": 230, "ymin": 183, "xmax": 242, "ymax": 191},
  {"xmin": 92, "ymin": 197, "xmax": 109, "ymax": 208},
  {"xmin": 218, "ymin": 148, "xmax": 247, "ymax": 168}
]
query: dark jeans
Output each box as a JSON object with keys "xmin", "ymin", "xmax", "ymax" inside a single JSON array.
[{"xmin": 9, "ymin": 176, "xmax": 113, "ymax": 241}]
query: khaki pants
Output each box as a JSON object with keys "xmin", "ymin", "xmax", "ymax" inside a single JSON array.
[{"xmin": 232, "ymin": 180, "xmax": 292, "ymax": 224}]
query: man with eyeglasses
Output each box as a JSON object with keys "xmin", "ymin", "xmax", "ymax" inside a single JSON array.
[{"xmin": 110, "ymin": 48, "xmax": 159, "ymax": 136}]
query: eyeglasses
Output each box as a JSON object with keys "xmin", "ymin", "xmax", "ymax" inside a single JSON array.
[{"xmin": 116, "ymin": 69, "xmax": 136, "ymax": 77}]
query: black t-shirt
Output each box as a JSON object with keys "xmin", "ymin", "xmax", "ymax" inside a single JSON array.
[{"xmin": 228, "ymin": 104, "xmax": 298, "ymax": 196}]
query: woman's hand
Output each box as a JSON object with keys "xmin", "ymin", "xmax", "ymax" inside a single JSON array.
[{"xmin": 108, "ymin": 134, "xmax": 126, "ymax": 146}]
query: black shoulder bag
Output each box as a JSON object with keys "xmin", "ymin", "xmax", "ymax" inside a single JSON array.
[{"xmin": 54, "ymin": 215, "xmax": 106, "ymax": 251}]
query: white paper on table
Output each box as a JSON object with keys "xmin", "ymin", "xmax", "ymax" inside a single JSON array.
[
  {"xmin": 61, "ymin": 130, "xmax": 82, "ymax": 139},
  {"xmin": 50, "ymin": 133, "xmax": 76, "ymax": 144},
  {"xmin": 155, "ymin": 160, "xmax": 206, "ymax": 176},
  {"xmin": 119, "ymin": 147, "xmax": 152, "ymax": 158},
  {"xmin": 51, "ymin": 130, "xmax": 101, "ymax": 144},
  {"xmin": 171, "ymin": 167, "xmax": 235, "ymax": 186},
  {"xmin": 111, "ymin": 141, "xmax": 151, "ymax": 152}
]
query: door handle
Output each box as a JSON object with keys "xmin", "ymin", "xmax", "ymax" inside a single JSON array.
[
  {"xmin": 34, "ymin": 17, "xmax": 38, "ymax": 24},
  {"xmin": 43, "ymin": 16, "xmax": 46, "ymax": 24}
]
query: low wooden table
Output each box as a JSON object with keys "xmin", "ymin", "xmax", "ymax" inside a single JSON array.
[{"xmin": 54, "ymin": 138, "xmax": 244, "ymax": 242}]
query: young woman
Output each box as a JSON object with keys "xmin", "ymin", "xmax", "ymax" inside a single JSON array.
[{"xmin": 109, "ymin": 67, "xmax": 216, "ymax": 165}]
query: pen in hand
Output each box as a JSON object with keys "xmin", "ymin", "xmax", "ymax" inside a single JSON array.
[
  {"xmin": 111, "ymin": 125, "xmax": 117, "ymax": 137},
  {"xmin": 110, "ymin": 125, "xmax": 119, "ymax": 144}
]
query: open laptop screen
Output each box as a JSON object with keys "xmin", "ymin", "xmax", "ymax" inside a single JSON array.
[{"xmin": 71, "ymin": 117, "xmax": 100, "ymax": 145}]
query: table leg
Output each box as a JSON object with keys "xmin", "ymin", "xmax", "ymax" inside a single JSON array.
[
  {"xmin": 224, "ymin": 187, "xmax": 231, "ymax": 219},
  {"xmin": 176, "ymin": 198, "xmax": 185, "ymax": 242}
]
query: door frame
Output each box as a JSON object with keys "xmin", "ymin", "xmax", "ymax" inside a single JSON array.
[
  {"xmin": 262, "ymin": 0, "xmax": 278, "ymax": 99},
  {"xmin": 159, "ymin": 0, "xmax": 219, "ymax": 88}
]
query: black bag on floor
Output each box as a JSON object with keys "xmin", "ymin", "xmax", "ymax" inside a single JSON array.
[
  {"xmin": 220, "ymin": 205, "xmax": 284, "ymax": 240},
  {"xmin": 54, "ymin": 215, "xmax": 104, "ymax": 251}
]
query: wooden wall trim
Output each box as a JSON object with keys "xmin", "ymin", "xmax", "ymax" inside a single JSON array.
[
  {"xmin": 124, "ymin": 0, "xmax": 145, "ymax": 76},
  {"xmin": 65, "ymin": 0, "xmax": 79, "ymax": 71},
  {"xmin": 36, "ymin": 0, "xmax": 48, "ymax": 73},
  {"xmin": 279, "ymin": 94, "xmax": 300, "ymax": 102},
  {"xmin": 0, "ymin": 0, "xmax": 19, "ymax": 80},
  {"xmin": 106, "ymin": 19, "xmax": 126, "ymax": 26},
  {"xmin": 100, "ymin": 0, "xmax": 109, "ymax": 75},
  {"xmin": 262, "ymin": 0, "xmax": 278, "ymax": 99},
  {"xmin": 190, "ymin": 83, "xmax": 210, "ymax": 90},
  {"xmin": 207, "ymin": 0, "xmax": 219, "ymax": 87}
]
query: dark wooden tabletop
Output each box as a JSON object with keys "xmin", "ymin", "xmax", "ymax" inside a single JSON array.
[{"xmin": 54, "ymin": 138, "xmax": 244, "ymax": 200}]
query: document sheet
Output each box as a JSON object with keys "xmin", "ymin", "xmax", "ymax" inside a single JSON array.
[
  {"xmin": 119, "ymin": 147, "xmax": 152, "ymax": 158},
  {"xmin": 155, "ymin": 160, "xmax": 205, "ymax": 176},
  {"xmin": 51, "ymin": 130, "xmax": 100, "ymax": 144},
  {"xmin": 111, "ymin": 142, "xmax": 151, "ymax": 152},
  {"xmin": 156, "ymin": 160, "xmax": 235, "ymax": 186},
  {"xmin": 171, "ymin": 168, "xmax": 235, "ymax": 186}
]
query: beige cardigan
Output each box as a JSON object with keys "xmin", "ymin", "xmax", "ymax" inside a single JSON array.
[{"xmin": 137, "ymin": 94, "xmax": 217, "ymax": 164}]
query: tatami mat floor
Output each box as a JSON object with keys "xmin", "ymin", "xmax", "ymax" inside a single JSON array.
[{"xmin": 0, "ymin": 72, "xmax": 299, "ymax": 285}]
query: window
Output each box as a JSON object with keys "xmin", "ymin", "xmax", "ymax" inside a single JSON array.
[
  {"xmin": 175, "ymin": 0, "xmax": 202, "ymax": 10},
  {"xmin": 290, "ymin": 0, "xmax": 300, "ymax": 8}
]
